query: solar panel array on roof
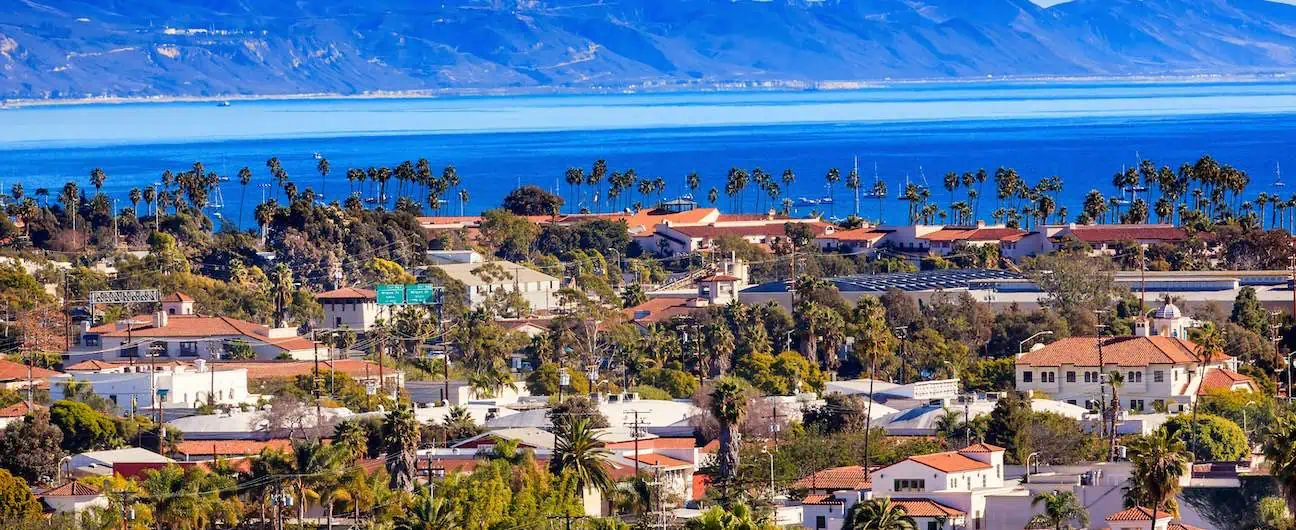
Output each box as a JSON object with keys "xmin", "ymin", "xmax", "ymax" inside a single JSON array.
[{"xmin": 743, "ymin": 268, "xmax": 1023, "ymax": 293}]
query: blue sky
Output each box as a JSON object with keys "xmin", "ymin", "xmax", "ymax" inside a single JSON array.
[{"xmin": 1032, "ymin": 0, "xmax": 1296, "ymax": 5}]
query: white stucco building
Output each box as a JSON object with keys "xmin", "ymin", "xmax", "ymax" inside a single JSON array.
[
  {"xmin": 1015, "ymin": 304, "xmax": 1254, "ymax": 413},
  {"xmin": 432, "ymin": 256, "xmax": 561, "ymax": 312},
  {"xmin": 316, "ymin": 287, "xmax": 380, "ymax": 331},
  {"xmin": 75, "ymin": 293, "xmax": 319, "ymax": 362},
  {"xmin": 51, "ymin": 360, "xmax": 251, "ymax": 410}
]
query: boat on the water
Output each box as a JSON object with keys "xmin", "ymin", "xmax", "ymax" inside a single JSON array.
[{"xmin": 217, "ymin": 101, "xmax": 231, "ymax": 107}]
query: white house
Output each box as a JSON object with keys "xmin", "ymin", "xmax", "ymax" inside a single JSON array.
[
  {"xmin": 51, "ymin": 360, "xmax": 251, "ymax": 410},
  {"xmin": 432, "ymin": 256, "xmax": 561, "ymax": 312},
  {"xmin": 1104, "ymin": 506, "xmax": 1203, "ymax": 530},
  {"xmin": 315, "ymin": 287, "xmax": 380, "ymax": 332},
  {"xmin": 38, "ymin": 481, "xmax": 108, "ymax": 514},
  {"xmin": 75, "ymin": 293, "xmax": 319, "ymax": 362},
  {"xmin": 869, "ymin": 443, "xmax": 1009, "ymax": 530},
  {"xmin": 67, "ymin": 448, "xmax": 173, "ymax": 478},
  {"xmin": 793, "ymin": 466, "xmax": 874, "ymax": 530},
  {"xmin": 1015, "ymin": 305, "xmax": 1252, "ymax": 413}
]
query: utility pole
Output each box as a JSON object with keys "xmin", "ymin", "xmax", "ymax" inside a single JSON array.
[
  {"xmin": 1094, "ymin": 309, "xmax": 1111, "ymax": 461},
  {"xmin": 625, "ymin": 410, "xmax": 645, "ymax": 474},
  {"xmin": 312, "ymin": 330, "xmax": 322, "ymax": 428},
  {"xmin": 894, "ymin": 326, "xmax": 909, "ymax": 385}
]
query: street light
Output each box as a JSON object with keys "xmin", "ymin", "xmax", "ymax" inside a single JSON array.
[
  {"xmin": 1024, "ymin": 451, "xmax": 1041, "ymax": 484},
  {"xmin": 760, "ymin": 447, "xmax": 775, "ymax": 499},
  {"xmin": 1019, "ymin": 331, "xmax": 1054, "ymax": 357}
]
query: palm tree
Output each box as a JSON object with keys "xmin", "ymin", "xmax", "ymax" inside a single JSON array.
[
  {"xmin": 383, "ymin": 403, "xmax": 419, "ymax": 492},
  {"xmin": 290, "ymin": 439, "xmax": 340, "ymax": 525},
  {"xmin": 271, "ymin": 263, "xmax": 293, "ymax": 328},
  {"xmin": 846, "ymin": 166, "xmax": 862, "ymax": 216},
  {"xmin": 708, "ymin": 187, "xmax": 719, "ymax": 206},
  {"xmin": 686, "ymin": 503, "xmax": 774, "ymax": 530},
  {"xmin": 1027, "ymin": 491, "xmax": 1089, "ymax": 530},
  {"xmin": 825, "ymin": 167, "xmax": 841, "ymax": 217},
  {"xmin": 90, "ymin": 167, "xmax": 107, "ymax": 191},
  {"xmin": 128, "ymin": 187, "xmax": 142, "ymax": 213},
  {"xmin": 1264, "ymin": 412, "xmax": 1296, "ymax": 516},
  {"xmin": 316, "ymin": 157, "xmax": 330, "ymax": 199},
  {"xmin": 552, "ymin": 417, "xmax": 613, "ymax": 496},
  {"xmin": 565, "ymin": 167, "xmax": 584, "ymax": 211},
  {"xmin": 395, "ymin": 486, "xmax": 456, "ymax": 530},
  {"xmin": 843, "ymin": 498, "xmax": 916, "ymax": 530},
  {"xmin": 934, "ymin": 407, "xmax": 965, "ymax": 443},
  {"xmin": 686, "ymin": 171, "xmax": 701, "ymax": 197},
  {"xmin": 1126, "ymin": 428, "xmax": 1188, "ymax": 517},
  {"xmin": 709, "ymin": 376, "xmax": 748, "ymax": 489}
]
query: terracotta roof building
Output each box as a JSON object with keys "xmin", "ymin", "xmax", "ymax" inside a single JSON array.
[
  {"xmin": 791, "ymin": 466, "xmax": 873, "ymax": 491},
  {"xmin": 1017, "ymin": 335, "xmax": 1245, "ymax": 413},
  {"xmin": 0, "ymin": 359, "xmax": 60, "ymax": 389},
  {"xmin": 75, "ymin": 293, "xmax": 319, "ymax": 362}
]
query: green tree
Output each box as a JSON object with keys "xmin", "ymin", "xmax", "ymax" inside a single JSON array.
[
  {"xmin": 0, "ymin": 409, "xmax": 65, "ymax": 484},
  {"xmin": 1026, "ymin": 490, "xmax": 1089, "ymax": 530},
  {"xmin": 0, "ymin": 469, "xmax": 39, "ymax": 523},
  {"xmin": 479, "ymin": 209, "xmax": 539, "ymax": 262},
  {"xmin": 686, "ymin": 503, "xmax": 775, "ymax": 530},
  {"xmin": 551, "ymin": 418, "xmax": 613, "ymax": 496},
  {"xmin": 383, "ymin": 404, "xmax": 419, "ymax": 492},
  {"xmin": 1264, "ymin": 412, "xmax": 1296, "ymax": 517},
  {"xmin": 50, "ymin": 400, "xmax": 121, "ymax": 453},
  {"xmin": 1125, "ymin": 429, "xmax": 1189, "ymax": 516},
  {"xmin": 843, "ymin": 498, "xmax": 916, "ymax": 530},
  {"xmin": 708, "ymin": 376, "xmax": 750, "ymax": 487},
  {"xmin": 1231, "ymin": 286, "xmax": 1270, "ymax": 335},
  {"xmin": 1162, "ymin": 413, "xmax": 1248, "ymax": 462},
  {"xmin": 395, "ymin": 486, "xmax": 456, "ymax": 530},
  {"xmin": 501, "ymin": 185, "xmax": 563, "ymax": 216}
]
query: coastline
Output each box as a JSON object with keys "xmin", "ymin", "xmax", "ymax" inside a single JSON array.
[{"xmin": 2, "ymin": 72, "xmax": 1291, "ymax": 109}]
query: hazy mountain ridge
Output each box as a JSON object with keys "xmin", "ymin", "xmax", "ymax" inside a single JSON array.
[{"xmin": 3, "ymin": 0, "xmax": 1296, "ymax": 100}]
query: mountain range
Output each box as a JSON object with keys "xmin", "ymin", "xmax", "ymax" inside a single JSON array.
[{"xmin": 4, "ymin": 0, "xmax": 1296, "ymax": 100}]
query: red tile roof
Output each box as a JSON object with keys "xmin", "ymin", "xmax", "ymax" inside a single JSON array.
[
  {"xmin": 65, "ymin": 360, "xmax": 119, "ymax": 371},
  {"xmin": 959, "ymin": 443, "xmax": 1005, "ymax": 453},
  {"xmin": 1169, "ymin": 523, "xmax": 1205, "ymax": 530},
  {"xmin": 669, "ymin": 221, "xmax": 834, "ymax": 240},
  {"xmin": 0, "ymin": 401, "xmax": 38, "ymax": 418},
  {"xmin": 801, "ymin": 494, "xmax": 845, "ymax": 505},
  {"xmin": 791, "ymin": 466, "xmax": 872, "ymax": 490},
  {"xmin": 172, "ymin": 439, "xmax": 293, "ymax": 457},
  {"xmin": 1106, "ymin": 506, "xmax": 1170, "ymax": 522},
  {"xmin": 908, "ymin": 452, "xmax": 992, "ymax": 473},
  {"xmin": 39, "ymin": 481, "xmax": 101, "ymax": 497},
  {"xmin": 716, "ymin": 213, "xmax": 793, "ymax": 222},
  {"xmin": 161, "ymin": 292, "xmax": 195, "ymax": 302},
  {"xmin": 829, "ymin": 228, "xmax": 889, "ymax": 242},
  {"xmin": 0, "ymin": 359, "xmax": 60, "ymax": 381},
  {"xmin": 1016, "ymin": 336, "xmax": 1229, "ymax": 367},
  {"xmin": 87, "ymin": 314, "xmax": 316, "ymax": 352},
  {"xmin": 892, "ymin": 499, "xmax": 966, "ymax": 517},
  {"xmin": 1058, "ymin": 224, "xmax": 1188, "ymax": 243},
  {"xmin": 624, "ymin": 298, "xmax": 707, "ymax": 324},
  {"xmin": 699, "ymin": 275, "xmax": 741, "ymax": 282},
  {"xmin": 629, "ymin": 453, "xmax": 693, "ymax": 469},
  {"xmin": 1198, "ymin": 368, "xmax": 1256, "ymax": 395},
  {"xmin": 316, "ymin": 288, "xmax": 377, "ymax": 300},
  {"xmin": 215, "ymin": 359, "xmax": 392, "ymax": 380},
  {"xmin": 920, "ymin": 227, "xmax": 1028, "ymax": 243}
]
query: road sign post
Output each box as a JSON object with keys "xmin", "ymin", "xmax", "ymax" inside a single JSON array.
[{"xmin": 376, "ymin": 285, "xmax": 405, "ymax": 305}]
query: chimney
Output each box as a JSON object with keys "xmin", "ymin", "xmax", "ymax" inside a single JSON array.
[{"xmin": 153, "ymin": 311, "xmax": 168, "ymax": 329}]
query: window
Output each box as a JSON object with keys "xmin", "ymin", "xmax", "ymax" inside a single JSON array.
[
  {"xmin": 121, "ymin": 345, "xmax": 139, "ymax": 358},
  {"xmin": 1131, "ymin": 399, "xmax": 1145, "ymax": 412},
  {"xmin": 981, "ymin": 475, "xmax": 987, "ymax": 487},
  {"xmin": 1045, "ymin": 372, "xmax": 1055, "ymax": 383},
  {"xmin": 1154, "ymin": 371, "xmax": 1165, "ymax": 383},
  {"xmin": 179, "ymin": 341, "xmax": 199, "ymax": 357},
  {"xmin": 950, "ymin": 477, "xmax": 957, "ymax": 488},
  {"xmin": 84, "ymin": 335, "xmax": 102, "ymax": 347},
  {"xmin": 816, "ymin": 516, "xmax": 826, "ymax": 529},
  {"xmin": 1066, "ymin": 399, "xmax": 1077, "ymax": 405},
  {"xmin": 928, "ymin": 522, "xmax": 938, "ymax": 530},
  {"xmin": 1066, "ymin": 371, "xmax": 1076, "ymax": 383},
  {"xmin": 1083, "ymin": 372, "xmax": 1091, "ymax": 383},
  {"xmin": 335, "ymin": 317, "xmax": 342, "ymax": 327},
  {"xmin": 894, "ymin": 479, "xmax": 925, "ymax": 492},
  {"xmin": 167, "ymin": 308, "xmax": 176, "ymax": 315},
  {"xmin": 1023, "ymin": 372, "xmax": 1033, "ymax": 383}
]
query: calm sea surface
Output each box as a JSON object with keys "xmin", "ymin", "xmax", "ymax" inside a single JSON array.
[{"xmin": 4, "ymin": 80, "xmax": 1296, "ymax": 225}]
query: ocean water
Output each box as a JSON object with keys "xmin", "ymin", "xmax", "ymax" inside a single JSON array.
[{"xmin": 4, "ymin": 80, "xmax": 1296, "ymax": 226}]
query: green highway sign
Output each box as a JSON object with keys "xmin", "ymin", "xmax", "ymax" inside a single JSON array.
[
  {"xmin": 376, "ymin": 284, "xmax": 405, "ymax": 305},
  {"xmin": 376, "ymin": 284, "xmax": 442, "ymax": 305},
  {"xmin": 405, "ymin": 284, "xmax": 440, "ymax": 305}
]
